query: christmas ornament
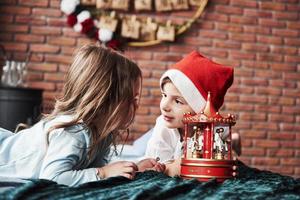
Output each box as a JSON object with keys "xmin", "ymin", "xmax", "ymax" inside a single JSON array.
[
  {"xmin": 61, "ymin": 0, "xmax": 79, "ymax": 15},
  {"xmin": 99, "ymin": 28, "xmax": 114, "ymax": 43}
]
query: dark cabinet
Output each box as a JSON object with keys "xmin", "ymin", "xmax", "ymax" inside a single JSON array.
[{"xmin": 0, "ymin": 86, "xmax": 43, "ymax": 132}]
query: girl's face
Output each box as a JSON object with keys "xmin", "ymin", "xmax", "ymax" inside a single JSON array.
[{"xmin": 160, "ymin": 82, "xmax": 195, "ymax": 129}]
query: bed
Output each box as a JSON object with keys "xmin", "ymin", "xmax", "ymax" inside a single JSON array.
[{"xmin": 0, "ymin": 161, "xmax": 299, "ymax": 200}]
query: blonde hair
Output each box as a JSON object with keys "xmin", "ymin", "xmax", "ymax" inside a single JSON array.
[{"xmin": 45, "ymin": 44, "xmax": 142, "ymax": 158}]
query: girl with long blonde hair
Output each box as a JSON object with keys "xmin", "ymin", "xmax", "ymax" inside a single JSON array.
[{"xmin": 0, "ymin": 44, "xmax": 165, "ymax": 186}]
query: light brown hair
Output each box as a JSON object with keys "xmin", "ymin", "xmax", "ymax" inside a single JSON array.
[
  {"xmin": 161, "ymin": 77, "xmax": 172, "ymax": 90},
  {"xmin": 45, "ymin": 44, "xmax": 142, "ymax": 158}
]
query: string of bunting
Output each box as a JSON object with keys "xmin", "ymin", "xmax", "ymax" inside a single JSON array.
[{"xmin": 60, "ymin": 0, "xmax": 208, "ymax": 49}]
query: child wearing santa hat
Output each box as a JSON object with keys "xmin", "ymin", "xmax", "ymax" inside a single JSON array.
[{"xmin": 144, "ymin": 51, "xmax": 241, "ymax": 176}]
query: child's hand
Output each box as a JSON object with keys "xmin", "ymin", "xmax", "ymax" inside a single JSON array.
[
  {"xmin": 165, "ymin": 158, "xmax": 181, "ymax": 177},
  {"xmin": 97, "ymin": 161, "xmax": 138, "ymax": 180},
  {"xmin": 137, "ymin": 158, "xmax": 166, "ymax": 172}
]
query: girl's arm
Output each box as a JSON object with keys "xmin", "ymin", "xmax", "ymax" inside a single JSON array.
[
  {"xmin": 96, "ymin": 161, "xmax": 138, "ymax": 180},
  {"xmin": 40, "ymin": 129, "xmax": 141, "ymax": 186},
  {"xmin": 39, "ymin": 129, "xmax": 102, "ymax": 186}
]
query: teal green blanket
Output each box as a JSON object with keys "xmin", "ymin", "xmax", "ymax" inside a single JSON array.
[{"xmin": 1, "ymin": 162, "xmax": 299, "ymax": 200}]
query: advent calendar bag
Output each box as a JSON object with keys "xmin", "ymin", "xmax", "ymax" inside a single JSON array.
[
  {"xmin": 121, "ymin": 16, "xmax": 141, "ymax": 39},
  {"xmin": 135, "ymin": 0, "xmax": 152, "ymax": 11},
  {"xmin": 155, "ymin": 0, "xmax": 172, "ymax": 12},
  {"xmin": 140, "ymin": 18, "xmax": 158, "ymax": 41},
  {"xmin": 112, "ymin": 0, "xmax": 129, "ymax": 11},
  {"xmin": 96, "ymin": 0, "xmax": 112, "ymax": 9}
]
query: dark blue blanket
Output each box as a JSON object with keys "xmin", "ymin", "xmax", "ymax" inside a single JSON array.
[{"xmin": 1, "ymin": 162, "xmax": 300, "ymax": 200}]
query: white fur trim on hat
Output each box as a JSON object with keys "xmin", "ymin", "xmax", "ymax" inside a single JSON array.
[
  {"xmin": 60, "ymin": 0, "xmax": 79, "ymax": 15},
  {"xmin": 160, "ymin": 69, "xmax": 206, "ymax": 113}
]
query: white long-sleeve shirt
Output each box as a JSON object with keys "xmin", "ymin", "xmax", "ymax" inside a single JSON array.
[
  {"xmin": 144, "ymin": 115, "xmax": 182, "ymax": 163},
  {"xmin": 0, "ymin": 115, "xmax": 111, "ymax": 186}
]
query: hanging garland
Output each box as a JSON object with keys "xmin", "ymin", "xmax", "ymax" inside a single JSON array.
[
  {"xmin": 60, "ymin": 0, "xmax": 208, "ymax": 50},
  {"xmin": 61, "ymin": 0, "xmax": 119, "ymax": 49}
]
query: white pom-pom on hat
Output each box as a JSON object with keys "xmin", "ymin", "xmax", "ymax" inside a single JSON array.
[
  {"xmin": 73, "ymin": 23, "xmax": 82, "ymax": 32},
  {"xmin": 60, "ymin": 0, "xmax": 80, "ymax": 15},
  {"xmin": 77, "ymin": 10, "xmax": 91, "ymax": 23},
  {"xmin": 98, "ymin": 28, "xmax": 113, "ymax": 43}
]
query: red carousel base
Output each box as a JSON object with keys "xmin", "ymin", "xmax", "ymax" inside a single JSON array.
[{"xmin": 180, "ymin": 158, "xmax": 237, "ymax": 182}]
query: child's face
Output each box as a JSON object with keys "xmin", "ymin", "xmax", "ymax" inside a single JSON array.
[{"xmin": 160, "ymin": 82, "xmax": 195, "ymax": 129}]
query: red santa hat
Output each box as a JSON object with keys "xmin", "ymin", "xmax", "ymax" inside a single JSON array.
[{"xmin": 160, "ymin": 51, "xmax": 234, "ymax": 113}]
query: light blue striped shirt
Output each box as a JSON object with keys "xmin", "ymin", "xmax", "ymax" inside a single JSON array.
[{"xmin": 0, "ymin": 115, "xmax": 111, "ymax": 186}]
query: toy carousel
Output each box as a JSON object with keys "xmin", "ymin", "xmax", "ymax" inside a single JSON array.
[{"xmin": 180, "ymin": 92, "xmax": 237, "ymax": 182}]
